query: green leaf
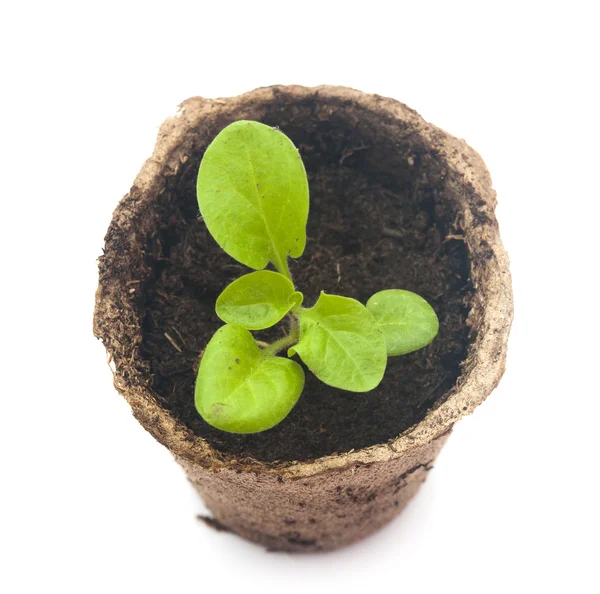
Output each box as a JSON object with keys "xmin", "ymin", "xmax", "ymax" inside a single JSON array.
[
  {"xmin": 195, "ymin": 325, "xmax": 305, "ymax": 434},
  {"xmin": 289, "ymin": 293, "xmax": 387, "ymax": 392},
  {"xmin": 215, "ymin": 271, "xmax": 302, "ymax": 330},
  {"xmin": 366, "ymin": 289, "xmax": 439, "ymax": 356},
  {"xmin": 196, "ymin": 120, "xmax": 309, "ymax": 273}
]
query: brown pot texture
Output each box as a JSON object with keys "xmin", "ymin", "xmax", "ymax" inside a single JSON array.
[{"xmin": 93, "ymin": 85, "xmax": 513, "ymax": 552}]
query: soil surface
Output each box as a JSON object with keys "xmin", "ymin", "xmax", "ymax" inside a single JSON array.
[{"xmin": 138, "ymin": 122, "xmax": 474, "ymax": 463}]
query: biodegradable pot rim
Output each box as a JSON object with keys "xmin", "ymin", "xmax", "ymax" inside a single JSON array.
[{"xmin": 94, "ymin": 84, "xmax": 513, "ymax": 479}]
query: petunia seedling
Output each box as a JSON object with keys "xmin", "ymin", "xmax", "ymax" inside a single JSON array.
[{"xmin": 195, "ymin": 120, "xmax": 439, "ymax": 434}]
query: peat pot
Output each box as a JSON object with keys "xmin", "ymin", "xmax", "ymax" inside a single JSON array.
[{"xmin": 93, "ymin": 85, "xmax": 513, "ymax": 552}]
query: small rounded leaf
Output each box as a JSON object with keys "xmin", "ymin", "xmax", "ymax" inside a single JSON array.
[
  {"xmin": 195, "ymin": 325, "xmax": 305, "ymax": 434},
  {"xmin": 216, "ymin": 271, "xmax": 303, "ymax": 330},
  {"xmin": 366, "ymin": 289, "xmax": 439, "ymax": 356},
  {"xmin": 290, "ymin": 293, "xmax": 387, "ymax": 392},
  {"xmin": 197, "ymin": 120, "xmax": 309, "ymax": 271}
]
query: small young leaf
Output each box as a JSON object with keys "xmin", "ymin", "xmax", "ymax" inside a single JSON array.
[
  {"xmin": 216, "ymin": 271, "xmax": 302, "ymax": 330},
  {"xmin": 289, "ymin": 293, "xmax": 387, "ymax": 392},
  {"xmin": 197, "ymin": 120, "xmax": 309, "ymax": 273},
  {"xmin": 366, "ymin": 289, "xmax": 439, "ymax": 356},
  {"xmin": 195, "ymin": 325, "xmax": 304, "ymax": 434}
]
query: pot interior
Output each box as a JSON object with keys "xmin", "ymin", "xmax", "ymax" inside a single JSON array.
[{"xmin": 135, "ymin": 93, "xmax": 476, "ymax": 462}]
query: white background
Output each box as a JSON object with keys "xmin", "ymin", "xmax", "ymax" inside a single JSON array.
[{"xmin": 1, "ymin": 1, "xmax": 598, "ymax": 593}]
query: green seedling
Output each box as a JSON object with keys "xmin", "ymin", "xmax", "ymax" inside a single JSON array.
[{"xmin": 195, "ymin": 120, "xmax": 439, "ymax": 434}]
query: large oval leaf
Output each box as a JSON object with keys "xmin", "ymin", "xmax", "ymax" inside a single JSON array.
[
  {"xmin": 195, "ymin": 325, "xmax": 305, "ymax": 433},
  {"xmin": 366, "ymin": 289, "xmax": 439, "ymax": 356},
  {"xmin": 289, "ymin": 293, "xmax": 387, "ymax": 392},
  {"xmin": 216, "ymin": 271, "xmax": 303, "ymax": 330},
  {"xmin": 197, "ymin": 120, "xmax": 309, "ymax": 272}
]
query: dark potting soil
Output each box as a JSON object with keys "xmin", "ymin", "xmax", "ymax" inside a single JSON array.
[{"xmin": 138, "ymin": 125, "xmax": 474, "ymax": 463}]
